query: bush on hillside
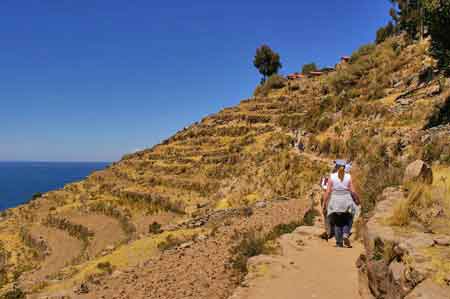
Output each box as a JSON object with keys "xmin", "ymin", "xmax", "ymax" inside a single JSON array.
[
  {"xmin": 254, "ymin": 74, "xmax": 287, "ymax": 96},
  {"xmin": 424, "ymin": 96, "xmax": 450, "ymax": 129},
  {"xmin": 356, "ymin": 156, "xmax": 404, "ymax": 214},
  {"xmin": 157, "ymin": 234, "xmax": 184, "ymax": 251},
  {"xmin": 367, "ymin": 80, "xmax": 386, "ymax": 100},
  {"xmin": 327, "ymin": 68, "xmax": 358, "ymax": 95},
  {"xmin": 230, "ymin": 221, "xmax": 303, "ymax": 274},
  {"xmin": 350, "ymin": 44, "xmax": 376, "ymax": 64},
  {"xmin": 148, "ymin": 222, "xmax": 163, "ymax": 234},
  {"xmin": 319, "ymin": 138, "xmax": 331, "ymax": 154},
  {"xmin": 316, "ymin": 115, "xmax": 333, "ymax": 131},
  {"xmin": 389, "ymin": 182, "xmax": 446, "ymax": 230},
  {"xmin": 265, "ymin": 74, "xmax": 287, "ymax": 89},
  {"xmin": 31, "ymin": 192, "xmax": 42, "ymax": 201},
  {"xmin": 376, "ymin": 22, "xmax": 395, "ymax": 44},
  {"xmin": 266, "ymin": 221, "xmax": 303, "ymax": 240},
  {"xmin": 97, "ymin": 261, "xmax": 114, "ymax": 274},
  {"xmin": 421, "ymin": 136, "xmax": 450, "ymax": 163},
  {"xmin": 229, "ymin": 229, "xmax": 267, "ymax": 273},
  {"xmin": 3, "ymin": 287, "xmax": 25, "ymax": 299},
  {"xmin": 302, "ymin": 63, "xmax": 318, "ymax": 74}
]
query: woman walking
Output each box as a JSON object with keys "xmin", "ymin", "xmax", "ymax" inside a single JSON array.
[{"xmin": 323, "ymin": 160, "xmax": 359, "ymax": 248}]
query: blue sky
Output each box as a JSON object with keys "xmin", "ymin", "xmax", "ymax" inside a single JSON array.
[{"xmin": 0, "ymin": 0, "xmax": 391, "ymax": 162}]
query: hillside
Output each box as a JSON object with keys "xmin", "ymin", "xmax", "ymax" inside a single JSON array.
[{"xmin": 1, "ymin": 35, "xmax": 449, "ymax": 299}]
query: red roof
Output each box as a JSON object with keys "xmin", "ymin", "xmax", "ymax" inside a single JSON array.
[
  {"xmin": 308, "ymin": 71, "xmax": 324, "ymax": 76},
  {"xmin": 287, "ymin": 73, "xmax": 305, "ymax": 79}
]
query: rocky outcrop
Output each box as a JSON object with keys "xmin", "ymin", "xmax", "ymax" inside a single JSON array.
[
  {"xmin": 357, "ymin": 187, "xmax": 450, "ymax": 299},
  {"xmin": 403, "ymin": 160, "xmax": 433, "ymax": 185},
  {"xmin": 404, "ymin": 279, "xmax": 450, "ymax": 299}
]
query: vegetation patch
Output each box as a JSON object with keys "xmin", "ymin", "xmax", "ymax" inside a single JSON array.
[
  {"xmin": 230, "ymin": 220, "xmax": 303, "ymax": 274},
  {"xmin": 254, "ymin": 75, "xmax": 287, "ymax": 96},
  {"xmin": 18, "ymin": 227, "xmax": 48, "ymax": 260},
  {"xmin": 1, "ymin": 287, "xmax": 25, "ymax": 299},
  {"xmin": 43, "ymin": 215, "xmax": 94, "ymax": 245}
]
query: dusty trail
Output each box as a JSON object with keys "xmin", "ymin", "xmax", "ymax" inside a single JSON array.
[{"xmin": 232, "ymin": 224, "xmax": 362, "ymax": 299}]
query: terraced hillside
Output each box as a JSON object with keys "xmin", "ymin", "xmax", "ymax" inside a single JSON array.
[{"xmin": 0, "ymin": 36, "xmax": 449, "ymax": 298}]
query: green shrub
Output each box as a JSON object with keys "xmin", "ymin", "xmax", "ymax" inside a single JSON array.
[
  {"xmin": 302, "ymin": 62, "xmax": 318, "ymax": 74},
  {"xmin": 254, "ymin": 75, "xmax": 287, "ymax": 96},
  {"xmin": 421, "ymin": 135, "xmax": 450, "ymax": 163},
  {"xmin": 302, "ymin": 209, "xmax": 320, "ymax": 226},
  {"xmin": 157, "ymin": 234, "xmax": 184, "ymax": 251},
  {"xmin": 31, "ymin": 192, "xmax": 43, "ymax": 200},
  {"xmin": 230, "ymin": 230, "xmax": 266, "ymax": 273},
  {"xmin": 350, "ymin": 44, "xmax": 376, "ymax": 63},
  {"xmin": 148, "ymin": 222, "xmax": 163, "ymax": 234},
  {"xmin": 316, "ymin": 115, "xmax": 333, "ymax": 131},
  {"xmin": 266, "ymin": 221, "xmax": 303, "ymax": 240},
  {"xmin": 265, "ymin": 74, "xmax": 287, "ymax": 89},
  {"xmin": 230, "ymin": 220, "xmax": 304, "ymax": 274},
  {"xmin": 97, "ymin": 261, "xmax": 114, "ymax": 274},
  {"xmin": 319, "ymin": 138, "xmax": 331, "ymax": 154},
  {"xmin": 276, "ymin": 114, "xmax": 304, "ymax": 129},
  {"xmin": 367, "ymin": 80, "xmax": 386, "ymax": 100},
  {"xmin": 376, "ymin": 22, "xmax": 395, "ymax": 44},
  {"xmin": 2, "ymin": 287, "xmax": 25, "ymax": 299},
  {"xmin": 289, "ymin": 82, "xmax": 300, "ymax": 91},
  {"xmin": 356, "ymin": 157, "xmax": 404, "ymax": 214},
  {"xmin": 424, "ymin": 96, "xmax": 450, "ymax": 129}
]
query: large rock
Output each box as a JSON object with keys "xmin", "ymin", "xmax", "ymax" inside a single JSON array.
[
  {"xmin": 403, "ymin": 160, "xmax": 433, "ymax": 185},
  {"xmin": 357, "ymin": 187, "xmax": 441, "ymax": 299},
  {"xmin": 404, "ymin": 279, "xmax": 450, "ymax": 299}
]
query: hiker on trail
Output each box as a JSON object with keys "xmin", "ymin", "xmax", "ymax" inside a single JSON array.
[
  {"xmin": 323, "ymin": 160, "xmax": 360, "ymax": 248},
  {"xmin": 320, "ymin": 176, "xmax": 333, "ymax": 240}
]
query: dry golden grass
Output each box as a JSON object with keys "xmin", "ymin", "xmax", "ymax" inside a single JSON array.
[{"xmin": 389, "ymin": 166, "xmax": 450, "ymax": 229}]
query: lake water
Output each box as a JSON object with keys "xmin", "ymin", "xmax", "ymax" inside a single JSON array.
[{"xmin": 0, "ymin": 161, "xmax": 109, "ymax": 211}]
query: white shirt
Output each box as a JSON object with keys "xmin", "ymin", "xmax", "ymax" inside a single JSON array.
[{"xmin": 330, "ymin": 173, "xmax": 351, "ymax": 192}]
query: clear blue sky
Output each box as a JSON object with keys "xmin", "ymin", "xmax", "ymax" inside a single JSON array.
[{"xmin": 0, "ymin": 0, "xmax": 391, "ymax": 162}]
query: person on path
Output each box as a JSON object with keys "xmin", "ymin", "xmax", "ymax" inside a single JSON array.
[
  {"xmin": 320, "ymin": 176, "xmax": 333, "ymax": 240},
  {"xmin": 323, "ymin": 160, "xmax": 359, "ymax": 248}
]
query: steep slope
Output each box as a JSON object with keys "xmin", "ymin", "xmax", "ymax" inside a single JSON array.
[{"xmin": 0, "ymin": 36, "xmax": 449, "ymax": 298}]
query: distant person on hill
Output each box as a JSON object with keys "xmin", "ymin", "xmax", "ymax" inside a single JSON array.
[{"xmin": 323, "ymin": 160, "xmax": 360, "ymax": 248}]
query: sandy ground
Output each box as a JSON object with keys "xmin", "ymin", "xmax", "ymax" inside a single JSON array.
[
  {"xmin": 24, "ymin": 225, "xmax": 83, "ymax": 282},
  {"xmin": 67, "ymin": 213, "xmax": 126, "ymax": 257}
]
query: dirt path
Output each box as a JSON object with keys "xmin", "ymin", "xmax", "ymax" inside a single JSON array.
[
  {"xmin": 231, "ymin": 224, "xmax": 362, "ymax": 299},
  {"xmin": 295, "ymin": 150, "xmax": 333, "ymax": 165}
]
